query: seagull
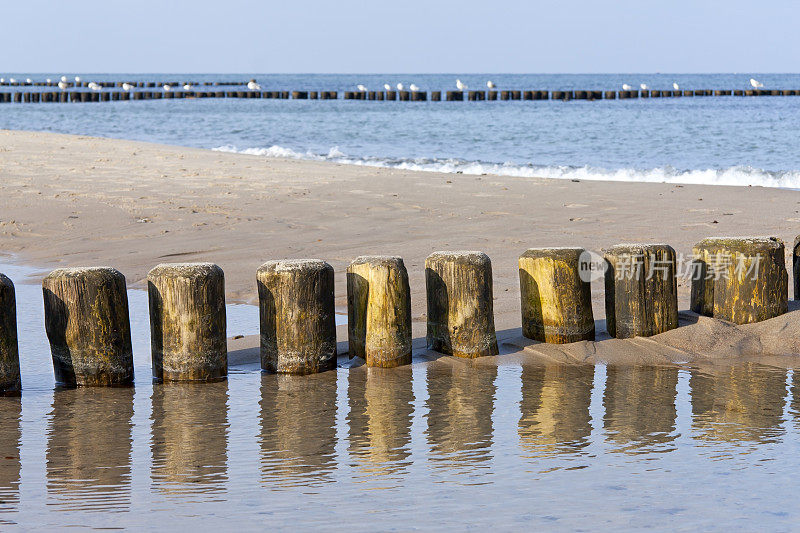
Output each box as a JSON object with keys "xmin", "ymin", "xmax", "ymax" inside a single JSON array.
[
  {"xmin": 60, "ymin": 76, "xmax": 68, "ymax": 83},
  {"xmin": 163, "ymin": 84, "xmax": 171, "ymax": 92},
  {"xmin": 57, "ymin": 81, "xmax": 68, "ymax": 90},
  {"xmin": 46, "ymin": 78, "xmax": 51, "ymax": 83},
  {"xmin": 672, "ymin": 82, "xmax": 680, "ymax": 91},
  {"xmin": 9, "ymin": 78, "xmax": 15, "ymax": 83},
  {"xmin": 0, "ymin": 78, "xmax": 4, "ymax": 83},
  {"xmin": 183, "ymin": 83, "xmax": 193, "ymax": 91},
  {"xmin": 750, "ymin": 78, "xmax": 764, "ymax": 88},
  {"xmin": 88, "ymin": 82, "xmax": 101, "ymax": 91},
  {"xmin": 383, "ymin": 83, "xmax": 391, "ymax": 91},
  {"xmin": 396, "ymin": 83, "xmax": 404, "ymax": 91},
  {"xmin": 25, "ymin": 78, "xmax": 32, "ymax": 84},
  {"xmin": 640, "ymin": 83, "xmax": 648, "ymax": 90},
  {"xmin": 622, "ymin": 84, "xmax": 632, "ymax": 90},
  {"xmin": 456, "ymin": 79, "xmax": 467, "ymax": 91},
  {"xmin": 75, "ymin": 76, "xmax": 81, "ymax": 82},
  {"xmin": 357, "ymin": 84, "xmax": 367, "ymax": 92},
  {"xmin": 122, "ymin": 82, "xmax": 133, "ymax": 91},
  {"xmin": 487, "ymin": 80, "xmax": 496, "ymax": 89},
  {"xmin": 409, "ymin": 84, "xmax": 420, "ymax": 92},
  {"xmin": 247, "ymin": 80, "xmax": 261, "ymax": 91}
]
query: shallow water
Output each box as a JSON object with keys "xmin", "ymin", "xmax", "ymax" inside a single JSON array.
[
  {"xmin": 1, "ymin": 261, "xmax": 800, "ymax": 529},
  {"xmin": 3, "ymin": 73, "xmax": 800, "ymax": 187}
]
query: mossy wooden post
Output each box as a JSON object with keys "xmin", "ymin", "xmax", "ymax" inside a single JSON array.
[
  {"xmin": 690, "ymin": 237, "xmax": 787, "ymax": 324},
  {"xmin": 257, "ymin": 260, "xmax": 336, "ymax": 374},
  {"xmin": 148, "ymin": 263, "xmax": 227, "ymax": 382},
  {"xmin": 793, "ymin": 235, "xmax": 800, "ymax": 300},
  {"xmin": 519, "ymin": 247, "xmax": 595, "ymax": 343},
  {"xmin": 604, "ymin": 244, "xmax": 678, "ymax": 338},
  {"xmin": 425, "ymin": 251, "xmax": 498, "ymax": 358},
  {"xmin": 42, "ymin": 267, "xmax": 134, "ymax": 386},
  {"xmin": 346, "ymin": 256, "xmax": 412, "ymax": 367},
  {"xmin": 0, "ymin": 275, "xmax": 21, "ymax": 395}
]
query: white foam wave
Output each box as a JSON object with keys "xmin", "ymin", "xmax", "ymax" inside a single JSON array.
[{"xmin": 212, "ymin": 144, "xmax": 800, "ymax": 189}]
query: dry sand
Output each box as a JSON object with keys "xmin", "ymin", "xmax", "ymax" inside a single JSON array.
[{"xmin": 2, "ymin": 129, "xmax": 800, "ymax": 365}]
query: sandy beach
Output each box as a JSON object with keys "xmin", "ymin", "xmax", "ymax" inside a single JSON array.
[{"xmin": 3, "ymin": 129, "xmax": 800, "ymax": 363}]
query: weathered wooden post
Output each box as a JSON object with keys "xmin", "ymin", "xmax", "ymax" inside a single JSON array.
[
  {"xmin": 431, "ymin": 91, "xmax": 441, "ymax": 101},
  {"xmin": 257, "ymin": 260, "xmax": 336, "ymax": 374},
  {"xmin": 42, "ymin": 267, "xmax": 134, "ymax": 386},
  {"xmin": 148, "ymin": 263, "xmax": 227, "ymax": 382},
  {"xmin": 794, "ymin": 235, "xmax": 800, "ymax": 300},
  {"xmin": 347, "ymin": 256, "xmax": 412, "ymax": 367},
  {"xmin": 691, "ymin": 237, "xmax": 787, "ymax": 324},
  {"xmin": 425, "ymin": 251, "xmax": 498, "ymax": 358},
  {"xmin": 604, "ymin": 244, "xmax": 678, "ymax": 338},
  {"xmin": 0, "ymin": 275, "xmax": 21, "ymax": 395},
  {"xmin": 519, "ymin": 247, "xmax": 595, "ymax": 343}
]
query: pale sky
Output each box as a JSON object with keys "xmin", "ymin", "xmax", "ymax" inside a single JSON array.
[{"xmin": 1, "ymin": 0, "xmax": 797, "ymax": 73}]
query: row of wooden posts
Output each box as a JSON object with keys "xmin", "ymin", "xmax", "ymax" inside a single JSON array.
[
  {"xmin": 0, "ymin": 80, "xmax": 247, "ymax": 87},
  {"xmin": 0, "ymin": 236, "xmax": 793, "ymax": 394},
  {"xmin": 2, "ymin": 88, "xmax": 799, "ymax": 104}
]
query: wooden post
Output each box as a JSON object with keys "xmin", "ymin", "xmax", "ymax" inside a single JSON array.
[
  {"xmin": 42, "ymin": 267, "xmax": 134, "ymax": 386},
  {"xmin": 347, "ymin": 256, "xmax": 412, "ymax": 367},
  {"xmin": 519, "ymin": 247, "xmax": 595, "ymax": 343},
  {"xmin": 691, "ymin": 237, "xmax": 787, "ymax": 324},
  {"xmin": 604, "ymin": 244, "xmax": 678, "ymax": 338},
  {"xmin": 148, "ymin": 263, "xmax": 227, "ymax": 382},
  {"xmin": 0, "ymin": 274, "xmax": 21, "ymax": 395},
  {"xmin": 794, "ymin": 235, "xmax": 800, "ymax": 300},
  {"xmin": 257, "ymin": 260, "xmax": 336, "ymax": 374},
  {"xmin": 425, "ymin": 251, "xmax": 498, "ymax": 358}
]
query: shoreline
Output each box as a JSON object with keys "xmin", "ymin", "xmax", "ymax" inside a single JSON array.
[{"xmin": 3, "ymin": 129, "xmax": 800, "ymax": 364}]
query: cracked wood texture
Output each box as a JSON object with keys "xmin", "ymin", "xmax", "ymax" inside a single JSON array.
[
  {"xmin": 425, "ymin": 251, "xmax": 498, "ymax": 358},
  {"xmin": 519, "ymin": 247, "xmax": 595, "ymax": 343},
  {"xmin": 258, "ymin": 260, "xmax": 337, "ymax": 374},
  {"xmin": 691, "ymin": 236, "xmax": 787, "ymax": 324},
  {"xmin": 0, "ymin": 274, "xmax": 21, "ymax": 395},
  {"xmin": 604, "ymin": 244, "xmax": 678, "ymax": 339},
  {"xmin": 347, "ymin": 256, "xmax": 412, "ymax": 367},
  {"xmin": 42, "ymin": 267, "xmax": 134, "ymax": 386},
  {"xmin": 148, "ymin": 262, "xmax": 227, "ymax": 382}
]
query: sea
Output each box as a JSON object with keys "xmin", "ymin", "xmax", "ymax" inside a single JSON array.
[
  {"xmin": 2, "ymin": 74, "xmax": 800, "ymax": 530},
  {"xmin": 2, "ymin": 73, "xmax": 800, "ymax": 187}
]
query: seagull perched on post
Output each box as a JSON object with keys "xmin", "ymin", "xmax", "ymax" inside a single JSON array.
[
  {"xmin": 396, "ymin": 83, "xmax": 404, "ymax": 91},
  {"xmin": 60, "ymin": 75, "xmax": 67, "ymax": 83},
  {"xmin": 456, "ymin": 79, "xmax": 467, "ymax": 91},
  {"xmin": 622, "ymin": 83, "xmax": 632, "ymax": 90},
  {"xmin": 247, "ymin": 80, "xmax": 261, "ymax": 90},
  {"xmin": 183, "ymin": 83, "xmax": 193, "ymax": 91},
  {"xmin": 750, "ymin": 78, "xmax": 764, "ymax": 88},
  {"xmin": 25, "ymin": 78, "xmax": 32, "ymax": 84},
  {"xmin": 672, "ymin": 82, "xmax": 680, "ymax": 91},
  {"xmin": 75, "ymin": 76, "xmax": 81, "ymax": 83},
  {"xmin": 383, "ymin": 83, "xmax": 391, "ymax": 91},
  {"xmin": 409, "ymin": 84, "xmax": 419, "ymax": 92},
  {"xmin": 487, "ymin": 80, "xmax": 496, "ymax": 89},
  {"xmin": 357, "ymin": 84, "xmax": 367, "ymax": 92},
  {"xmin": 88, "ymin": 82, "xmax": 101, "ymax": 91},
  {"xmin": 163, "ymin": 84, "xmax": 171, "ymax": 92},
  {"xmin": 57, "ymin": 80, "xmax": 68, "ymax": 90},
  {"xmin": 640, "ymin": 83, "xmax": 648, "ymax": 90},
  {"xmin": 122, "ymin": 82, "xmax": 133, "ymax": 91}
]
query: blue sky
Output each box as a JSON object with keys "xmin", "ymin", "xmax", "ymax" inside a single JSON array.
[{"xmin": 2, "ymin": 0, "xmax": 797, "ymax": 73}]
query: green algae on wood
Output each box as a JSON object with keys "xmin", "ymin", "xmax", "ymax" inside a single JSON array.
[
  {"xmin": 42, "ymin": 267, "xmax": 134, "ymax": 386},
  {"xmin": 425, "ymin": 251, "xmax": 498, "ymax": 358},
  {"xmin": 691, "ymin": 236, "xmax": 787, "ymax": 325},
  {"xmin": 0, "ymin": 274, "xmax": 21, "ymax": 395},
  {"xmin": 347, "ymin": 256, "xmax": 412, "ymax": 368},
  {"xmin": 148, "ymin": 262, "xmax": 227, "ymax": 382},
  {"xmin": 257, "ymin": 260, "xmax": 337, "ymax": 374},
  {"xmin": 519, "ymin": 247, "xmax": 595, "ymax": 344},
  {"xmin": 604, "ymin": 244, "xmax": 678, "ymax": 339}
]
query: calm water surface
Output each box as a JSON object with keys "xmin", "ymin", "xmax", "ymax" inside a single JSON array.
[{"xmin": 1, "ymin": 261, "xmax": 799, "ymax": 530}]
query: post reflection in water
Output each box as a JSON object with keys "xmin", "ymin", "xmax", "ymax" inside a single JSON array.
[
  {"xmin": 690, "ymin": 362, "xmax": 787, "ymax": 444},
  {"xmin": 259, "ymin": 372, "xmax": 337, "ymax": 488},
  {"xmin": 603, "ymin": 365, "xmax": 679, "ymax": 453},
  {"xmin": 425, "ymin": 360, "xmax": 496, "ymax": 478},
  {"xmin": 0, "ymin": 398, "xmax": 21, "ymax": 517},
  {"xmin": 347, "ymin": 365, "xmax": 414, "ymax": 480},
  {"xmin": 150, "ymin": 382, "xmax": 229, "ymax": 497},
  {"xmin": 46, "ymin": 387, "xmax": 134, "ymax": 512},
  {"xmin": 518, "ymin": 363, "xmax": 594, "ymax": 460}
]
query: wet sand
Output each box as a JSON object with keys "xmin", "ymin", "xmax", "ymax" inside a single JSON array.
[{"xmin": 3, "ymin": 129, "xmax": 800, "ymax": 364}]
